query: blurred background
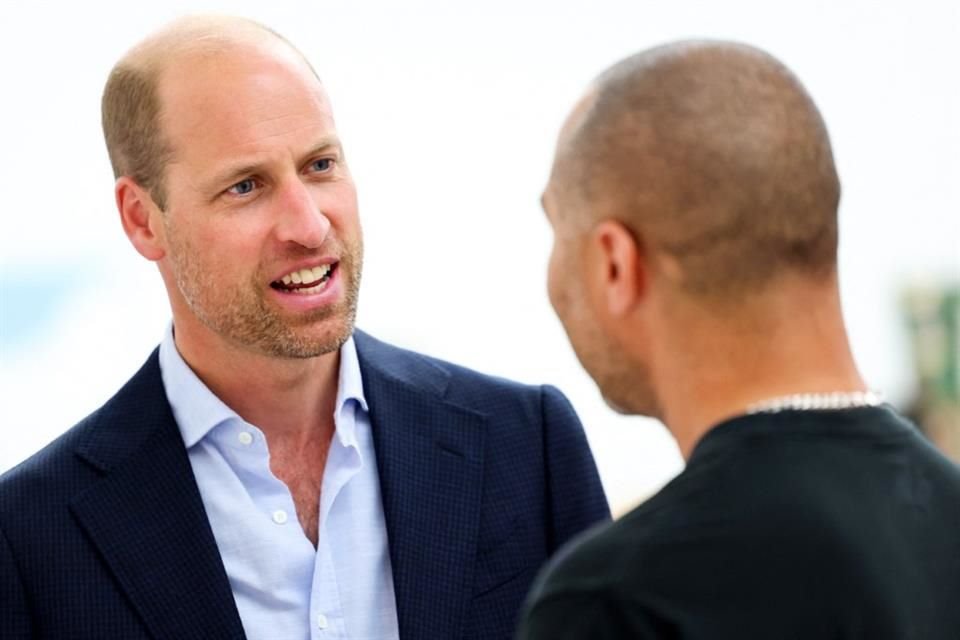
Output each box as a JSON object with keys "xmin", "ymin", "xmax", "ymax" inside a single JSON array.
[{"xmin": 1, "ymin": 0, "xmax": 957, "ymax": 515}]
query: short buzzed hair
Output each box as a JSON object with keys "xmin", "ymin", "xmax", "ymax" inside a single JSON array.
[
  {"xmin": 101, "ymin": 16, "xmax": 316, "ymax": 210},
  {"xmin": 555, "ymin": 40, "xmax": 841, "ymax": 296}
]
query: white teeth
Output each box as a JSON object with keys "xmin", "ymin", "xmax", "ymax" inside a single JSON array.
[
  {"xmin": 277, "ymin": 264, "xmax": 332, "ymax": 288},
  {"xmin": 289, "ymin": 279, "xmax": 329, "ymax": 295}
]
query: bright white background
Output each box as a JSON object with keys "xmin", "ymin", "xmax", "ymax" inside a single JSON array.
[{"xmin": 1, "ymin": 1, "xmax": 957, "ymax": 514}]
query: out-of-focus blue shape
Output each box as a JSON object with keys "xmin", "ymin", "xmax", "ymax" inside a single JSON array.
[{"xmin": 0, "ymin": 266, "xmax": 89, "ymax": 355}]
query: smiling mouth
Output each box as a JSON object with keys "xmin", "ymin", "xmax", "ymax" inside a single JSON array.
[{"xmin": 270, "ymin": 263, "xmax": 337, "ymax": 294}]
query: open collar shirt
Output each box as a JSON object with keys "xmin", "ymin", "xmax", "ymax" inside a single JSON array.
[{"xmin": 159, "ymin": 326, "xmax": 400, "ymax": 640}]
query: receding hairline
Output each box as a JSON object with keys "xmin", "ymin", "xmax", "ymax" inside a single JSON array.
[
  {"xmin": 118, "ymin": 14, "xmax": 319, "ymax": 80},
  {"xmin": 101, "ymin": 15, "xmax": 323, "ymax": 208}
]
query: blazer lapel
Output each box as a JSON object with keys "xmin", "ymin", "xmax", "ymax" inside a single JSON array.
[
  {"xmin": 70, "ymin": 351, "xmax": 246, "ymax": 640},
  {"xmin": 356, "ymin": 332, "xmax": 487, "ymax": 640}
]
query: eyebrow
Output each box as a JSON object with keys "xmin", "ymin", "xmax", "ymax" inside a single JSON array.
[{"xmin": 203, "ymin": 137, "xmax": 343, "ymax": 195}]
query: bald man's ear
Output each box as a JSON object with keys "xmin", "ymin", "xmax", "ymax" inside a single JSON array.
[
  {"xmin": 116, "ymin": 177, "xmax": 167, "ymax": 261},
  {"xmin": 587, "ymin": 220, "xmax": 646, "ymax": 317}
]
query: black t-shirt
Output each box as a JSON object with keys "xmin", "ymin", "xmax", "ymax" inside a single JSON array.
[{"xmin": 517, "ymin": 406, "xmax": 960, "ymax": 639}]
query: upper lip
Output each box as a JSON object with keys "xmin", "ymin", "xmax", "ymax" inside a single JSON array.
[{"xmin": 270, "ymin": 258, "xmax": 338, "ymax": 283}]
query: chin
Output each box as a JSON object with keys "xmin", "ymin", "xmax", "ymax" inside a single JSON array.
[
  {"xmin": 601, "ymin": 394, "xmax": 634, "ymax": 415},
  {"xmin": 295, "ymin": 320, "xmax": 356, "ymax": 357},
  {"xmin": 250, "ymin": 314, "xmax": 357, "ymax": 360},
  {"xmin": 591, "ymin": 368, "xmax": 660, "ymax": 419}
]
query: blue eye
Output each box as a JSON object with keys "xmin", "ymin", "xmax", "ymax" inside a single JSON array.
[
  {"xmin": 310, "ymin": 158, "xmax": 333, "ymax": 172},
  {"xmin": 228, "ymin": 179, "xmax": 257, "ymax": 196}
]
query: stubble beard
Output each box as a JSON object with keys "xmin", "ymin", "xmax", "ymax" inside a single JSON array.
[
  {"xmin": 561, "ymin": 295, "xmax": 662, "ymax": 419},
  {"xmin": 168, "ymin": 230, "xmax": 364, "ymax": 359}
]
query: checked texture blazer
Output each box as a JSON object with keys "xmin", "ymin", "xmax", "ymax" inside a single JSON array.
[{"xmin": 0, "ymin": 330, "xmax": 610, "ymax": 639}]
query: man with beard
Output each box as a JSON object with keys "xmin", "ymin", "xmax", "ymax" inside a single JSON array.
[
  {"xmin": 517, "ymin": 40, "xmax": 960, "ymax": 639},
  {"xmin": 0, "ymin": 17, "xmax": 608, "ymax": 640}
]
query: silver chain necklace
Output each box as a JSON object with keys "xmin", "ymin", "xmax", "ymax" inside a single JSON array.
[{"xmin": 746, "ymin": 390, "xmax": 883, "ymax": 415}]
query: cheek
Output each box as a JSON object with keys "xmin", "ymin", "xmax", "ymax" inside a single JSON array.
[
  {"xmin": 169, "ymin": 217, "xmax": 261, "ymax": 280},
  {"xmin": 547, "ymin": 239, "xmax": 586, "ymax": 327},
  {"xmin": 546, "ymin": 243, "xmax": 566, "ymax": 314},
  {"xmin": 317, "ymin": 180, "xmax": 361, "ymax": 230}
]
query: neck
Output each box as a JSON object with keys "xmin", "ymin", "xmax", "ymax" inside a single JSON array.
[
  {"xmin": 172, "ymin": 320, "xmax": 340, "ymax": 444},
  {"xmin": 649, "ymin": 274, "xmax": 866, "ymax": 460}
]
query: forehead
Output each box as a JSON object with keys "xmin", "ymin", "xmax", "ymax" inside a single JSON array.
[{"xmin": 157, "ymin": 42, "xmax": 335, "ymax": 163}]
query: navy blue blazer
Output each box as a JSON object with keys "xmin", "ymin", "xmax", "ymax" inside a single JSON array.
[{"xmin": 0, "ymin": 331, "xmax": 609, "ymax": 639}]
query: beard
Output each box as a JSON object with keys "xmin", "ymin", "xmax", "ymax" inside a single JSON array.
[
  {"xmin": 573, "ymin": 324, "xmax": 659, "ymax": 418},
  {"xmin": 556, "ymin": 291, "xmax": 662, "ymax": 419},
  {"xmin": 594, "ymin": 355, "xmax": 660, "ymax": 418},
  {"xmin": 165, "ymin": 225, "xmax": 363, "ymax": 359}
]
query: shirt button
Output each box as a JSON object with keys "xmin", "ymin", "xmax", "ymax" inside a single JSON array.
[
  {"xmin": 272, "ymin": 509, "xmax": 288, "ymax": 525},
  {"xmin": 238, "ymin": 431, "xmax": 254, "ymax": 446},
  {"xmin": 317, "ymin": 613, "xmax": 329, "ymax": 630}
]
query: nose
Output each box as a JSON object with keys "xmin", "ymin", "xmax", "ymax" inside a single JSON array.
[{"xmin": 274, "ymin": 179, "xmax": 330, "ymax": 249}]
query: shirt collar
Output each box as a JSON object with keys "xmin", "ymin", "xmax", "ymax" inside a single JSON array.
[
  {"xmin": 159, "ymin": 325, "xmax": 236, "ymax": 448},
  {"xmin": 158, "ymin": 324, "xmax": 368, "ymax": 450},
  {"xmin": 333, "ymin": 333, "xmax": 368, "ymax": 449}
]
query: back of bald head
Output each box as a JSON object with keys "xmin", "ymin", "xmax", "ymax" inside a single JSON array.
[
  {"xmin": 101, "ymin": 15, "xmax": 316, "ymax": 210},
  {"xmin": 556, "ymin": 41, "xmax": 840, "ymax": 297}
]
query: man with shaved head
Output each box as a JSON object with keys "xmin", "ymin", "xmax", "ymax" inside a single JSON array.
[
  {"xmin": 517, "ymin": 41, "xmax": 960, "ymax": 639},
  {"xmin": 0, "ymin": 16, "xmax": 609, "ymax": 639}
]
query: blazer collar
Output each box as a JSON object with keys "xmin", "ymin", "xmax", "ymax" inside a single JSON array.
[
  {"xmin": 72, "ymin": 350, "xmax": 246, "ymax": 640},
  {"xmin": 355, "ymin": 330, "xmax": 488, "ymax": 640}
]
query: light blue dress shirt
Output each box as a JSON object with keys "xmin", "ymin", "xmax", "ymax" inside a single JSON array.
[{"xmin": 159, "ymin": 327, "xmax": 400, "ymax": 640}]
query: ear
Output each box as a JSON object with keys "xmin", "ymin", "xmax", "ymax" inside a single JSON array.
[
  {"xmin": 586, "ymin": 219, "xmax": 646, "ymax": 317},
  {"xmin": 116, "ymin": 177, "xmax": 167, "ymax": 261}
]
